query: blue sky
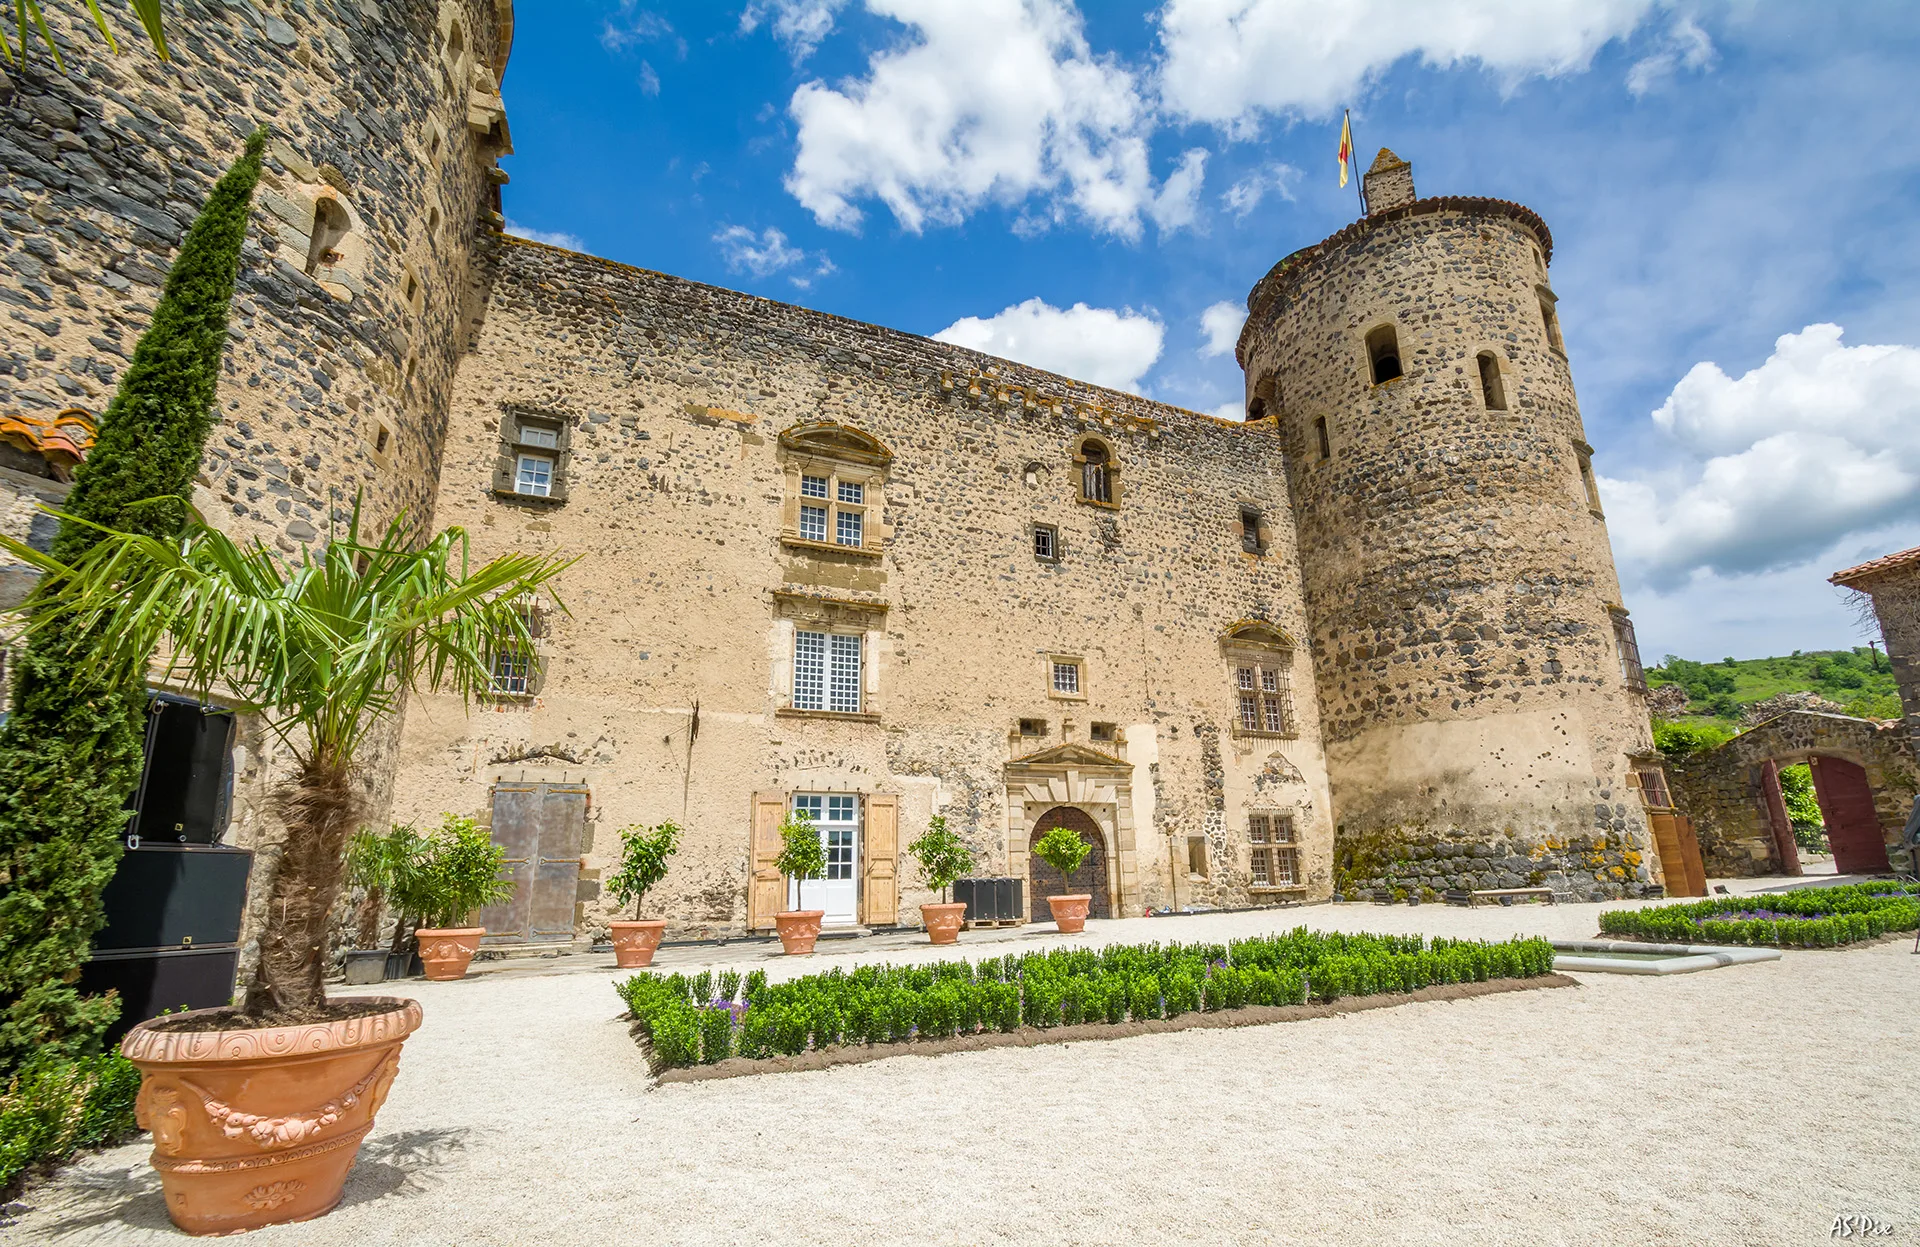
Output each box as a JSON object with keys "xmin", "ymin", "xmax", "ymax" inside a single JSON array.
[{"xmin": 496, "ymin": 1, "xmax": 1920, "ymax": 664}]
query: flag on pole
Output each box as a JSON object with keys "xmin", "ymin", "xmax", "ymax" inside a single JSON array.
[{"xmin": 1338, "ymin": 110, "xmax": 1354, "ymax": 188}]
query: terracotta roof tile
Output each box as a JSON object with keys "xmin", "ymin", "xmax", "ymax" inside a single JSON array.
[
  {"xmin": 0, "ymin": 407, "xmax": 96, "ymax": 480},
  {"xmin": 1830, "ymin": 544, "xmax": 1920, "ymax": 587}
]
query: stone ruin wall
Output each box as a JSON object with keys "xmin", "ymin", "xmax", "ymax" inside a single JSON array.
[
  {"xmin": 1856, "ymin": 565, "xmax": 1920, "ymax": 754},
  {"xmin": 387, "ymin": 235, "xmax": 1338, "ymax": 936},
  {"xmin": 1237, "ymin": 193, "xmax": 1657, "ymax": 899},
  {"xmin": 1668, "ymin": 711, "xmax": 1917, "ymax": 877},
  {"xmin": 0, "ymin": 0, "xmax": 511, "ymax": 963}
]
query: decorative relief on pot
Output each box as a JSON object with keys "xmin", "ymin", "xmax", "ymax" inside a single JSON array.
[
  {"xmin": 191, "ymin": 1053, "xmax": 395, "ymax": 1149},
  {"xmin": 121, "ymin": 999, "xmax": 424, "ymax": 1064},
  {"xmin": 138, "ymin": 1081, "xmax": 189, "ymax": 1157},
  {"xmin": 243, "ymin": 1180, "xmax": 307, "ymax": 1211}
]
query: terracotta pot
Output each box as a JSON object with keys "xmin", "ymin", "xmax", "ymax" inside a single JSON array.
[
  {"xmin": 773, "ymin": 909, "xmax": 825, "ymax": 955},
  {"xmin": 121, "ymin": 997, "xmax": 423, "ymax": 1236},
  {"xmin": 1047, "ymin": 894, "xmax": 1093, "ymax": 934},
  {"xmin": 413, "ymin": 927, "xmax": 484, "ymax": 981},
  {"xmin": 920, "ymin": 901, "xmax": 967, "ymax": 945},
  {"xmin": 609, "ymin": 919, "xmax": 668, "ymax": 968}
]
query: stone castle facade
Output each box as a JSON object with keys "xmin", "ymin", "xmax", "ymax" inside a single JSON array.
[{"xmin": 0, "ymin": 4, "xmax": 1661, "ymax": 947}]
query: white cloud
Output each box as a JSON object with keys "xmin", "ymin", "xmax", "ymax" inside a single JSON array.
[
  {"xmin": 602, "ymin": 4, "xmax": 683, "ymax": 56},
  {"xmin": 638, "ymin": 61, "xmax": 661, "ymax": 96},
  {"xmin": 741, "ymin": 0, "xmax": 852, "ymax": 63},
  {"xmin": 1156, "ymin": 0, "xmax": 1662, "ymax": 128},
  {"xmin": 1601, "ymin": 324, "xmax": 1920, "ymax": 591},
  {"xmin": 1197, "ymin": 300, "xmax": 1243, "ymax": 358},
  {"xmin": 718, "ymin": 227, "xmax": 829, "ymax": 286},
  {"xmin": 932, "ymin": 298, "xmax": 1165, "ymax": 392},
  {"xmin": 1221, "ymin": 162, "xmax": 1300, "ymax": 218},
  {"xmin": 1626, "ymin": 16, "xmax": 1716, "ymax": 96},
  {"xmin": 1208, "ymin": 400, "xmax": 1247, "ymax": 422},
  {"xmin": 784, "ymin": 0, "xmax": 1200, "ymax": 240},
  {"xmin": 504, "ymin": 220, "xmax": 585, "ymax": 251}
]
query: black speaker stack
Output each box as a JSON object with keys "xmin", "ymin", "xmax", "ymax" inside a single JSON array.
[
  {"xmin": 79, "ymin": 693, "xmax": 253, "ymax": 1044},
  {"xmin": 953, "ymin": 876, "xmax": 1025, "ymax": 924}
]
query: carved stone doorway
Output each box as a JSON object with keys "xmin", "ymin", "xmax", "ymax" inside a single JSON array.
[{"xmin": 1028, "ymin": 806, "xmax": 1111, "ymax": 922}]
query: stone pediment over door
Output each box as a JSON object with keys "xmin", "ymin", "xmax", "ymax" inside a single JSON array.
[
  {"xmin": 1003, "ymin": 741, "xmax": 1141, "ymax": 915},
  {"xmin": 1007, "ymin": 742, "xmax": 1129, "ymax": 773}
]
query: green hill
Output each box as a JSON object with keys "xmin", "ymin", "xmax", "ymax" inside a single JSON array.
[{"xmin": 1647, "ymin": 648, "xmax": 1900, "ymax": 727}]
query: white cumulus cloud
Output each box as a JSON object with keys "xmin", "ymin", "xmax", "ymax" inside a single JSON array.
[
  {"xmin": 1156, "ymin": 0, "xmax": 1662, "ymax": 128},
  {"xmin": 785, "ymin": 0, "xmax": 1201, "ymax": 240},
  {"xmin": 504, "ymin": 220, "xmax": 585, "ymax": 251},
  {"xmin": 933, "ymin": 298, "xmax": 1165, "ymax": 392},
  {"xmin": 1220, "ymin": 162, "xmax": 1301, "ymax": 218},
  {"xmin": 713, "ymin": 225, "xmax": 836, "ymax": 289},
  {"xmin": 741, "ymin": 0, "xmax": 853, "ymax": 63},
  {"xmin": 1197, "ymin": 300, "xmax": 1243, "ymax": 358},
  {"xmin": 1601, "ymin": 323, "xmax": 1920, "ymax": 591}
]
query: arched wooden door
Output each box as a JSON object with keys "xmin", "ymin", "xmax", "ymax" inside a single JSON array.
[{"xmin": 1028, "ymin": 807, "xmax": 1111, "ymax": 922}]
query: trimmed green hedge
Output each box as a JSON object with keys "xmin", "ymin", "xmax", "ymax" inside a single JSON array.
[
  {"xmin": 617, "ymin": 929, "xmax": 1558, "ymax": 1070},
  {"xmin": 1598, "ymin": 881, "xmax": 1920, "ymax": 948},
  {"xmin": 0, "ymin": 1052, "xmax": 142, "ymax": 1191}
]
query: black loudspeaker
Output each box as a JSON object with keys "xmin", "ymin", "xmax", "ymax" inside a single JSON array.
[
  {"xmin": 129, "ymin": 693, "xmax": 235, "ymax": 845},
  {"xmin": 996, "ymin": 876, "xmax": 1023, "ymax": 921},
  {"xmin": 93, "ymin": 844, "xmax": 253, "ymax": 951},
  {"xmin": 79, "ymin": 946, "xmax": 240, "ymax": 1047}
]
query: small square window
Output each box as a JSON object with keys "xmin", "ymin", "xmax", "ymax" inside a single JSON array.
[
  {"xmin": 1018, "ymin": 718, "xmax": 1047, "ymax": 737},
  {"xmin": 1188, "ymin": 836, "xmax": 1209, "ymax": 878},
  {"xmin": 1090, "ymin": 721, "xmax": 1116, "ymax": 743},
  {"xmin": 837, "ymin": 480, "xmax": 864, "ymax": 504},
  {"xmin": 800, "ymin": 474, "xmax": 829, "ymax": 499},
  {"xmin": 374, "ymin": 424, "xmax": 391, "ymax": 454},
  {"xmin": 1240, "ymin": 507, "xmax": 1264, "ymax": 554},
  {"xmin": 1033, "ymin": 525, "xmax": 1058, "ymax": 561},
  {"xmin": 835, "ymin": 509, "xmax": 863, "ymax": 547},
  {"xmin": 1051, "ymin": 661, "xmax": 1080, "ymax": 695},
  {"xmin": 515, "ymin": 453, "xmax": 553, "ymax": 497},
  {"xmin": 490, "ymin": 647, "xmax": 531, "ymax": 695},
  {"xmin": 799, "ymin": 504, "xmax": 827, "ymax": 543}
]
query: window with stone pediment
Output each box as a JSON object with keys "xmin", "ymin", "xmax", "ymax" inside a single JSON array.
[
  {"xmin": 492, "ymin": 407, "xmax": 573, "ymax": 503},
  {"xmin": 1222, "ymin": 621, "xmax": 1297, "ymax": 739},
  {"xmin": 778, "ymin": 422, "xmax": 891, "ymax": 556}
]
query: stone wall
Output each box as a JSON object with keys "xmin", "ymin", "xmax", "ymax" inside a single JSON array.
[
  {"xmin": 388, "ymin": 235, "xmax": 1338, "ymax": 937},
  {"xmin": 1234, "ymin": 160, "xmax": 1655, "ymax": 897},
  {"xmin": 1668, "ymin": 711, "xmax": 1917, "ymax": 876},
  {"xmin": 0, "ymin": 1, "xmax": 512, "ymax": 966}
]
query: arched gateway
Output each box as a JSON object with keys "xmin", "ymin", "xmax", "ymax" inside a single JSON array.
[{"xmin": 1028, "ymin": 807, "xmax": 1112, "ymax": 922}]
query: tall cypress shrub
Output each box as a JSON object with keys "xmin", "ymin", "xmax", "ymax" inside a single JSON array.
[{"xmin": 0, "ymin": 128, "xmax": 266, "ymax": 1072}]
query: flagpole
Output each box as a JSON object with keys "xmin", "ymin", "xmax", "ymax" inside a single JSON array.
[{"xmin": 1348, "ymin": 109, "xmax": 1367, "ymax": 215}]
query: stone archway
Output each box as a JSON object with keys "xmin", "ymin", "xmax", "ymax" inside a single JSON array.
[{"xmin": 1028, "ymin": 807, "xmax": 1111, "ymax": 922}]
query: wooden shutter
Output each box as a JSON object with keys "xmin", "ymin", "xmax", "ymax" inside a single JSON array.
[
  {"xmin": 863, "ymin": 793, "xmax": 898, "ymax": 926},
  {"xmin": 748, "ymin": 791, "xmax": 787, "ymax": 930}
]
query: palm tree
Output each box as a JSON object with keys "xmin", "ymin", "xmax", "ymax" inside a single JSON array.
[
  {"xmin": 2, "ymin": 1, "xmax": 169, "ymax": 69},
  {"xmin": 0, "ymin": 504, "xmax": 573, "ymax": 1018}
]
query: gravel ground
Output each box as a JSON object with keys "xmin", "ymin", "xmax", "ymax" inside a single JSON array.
[{"xmin": 11, "ymin": 877, "xmax": 1914, "ymax": 1247}]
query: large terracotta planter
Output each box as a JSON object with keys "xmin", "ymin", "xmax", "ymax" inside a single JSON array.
[
  {"xmin": 121, "ymin": 997, "xmax": 423, "ymax": 1235},
  {"xmin": 412, "ymin": 927, "xmax": 484, "ymax": 981},
  {"xmin": 610, "ymin": 919, "xmax": 668, "ymax": 968},
  {"xmin": 773, "ymin": 909, "xmax": 825, "ymax": 955},
  {"xmin": 920, "ymin": 901, "xmax": 967, "ymax": 945},
  {"xmin": 1047, "ymin": 894, "xmax": 1092, "ymax": 934}
]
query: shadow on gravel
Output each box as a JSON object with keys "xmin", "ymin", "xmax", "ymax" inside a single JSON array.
[{"xmin": 337, "ymin": 1128, "xmax": 473, "ymax": 1208}]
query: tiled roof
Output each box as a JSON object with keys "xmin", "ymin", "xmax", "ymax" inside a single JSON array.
[
  {"xmin": 1830, "ymin": 544, "xmax": 1920, "ymax": 588},
  {"xmin": 0, "ymin": 407, "xmax": 96, "ymax": 480}
]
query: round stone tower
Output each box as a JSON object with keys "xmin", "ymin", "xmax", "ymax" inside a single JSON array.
[{"xmin": 1237, "ymin": 149, "xmax": 1656, "ymax": 898}]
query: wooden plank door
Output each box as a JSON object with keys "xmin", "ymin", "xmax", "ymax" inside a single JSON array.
[
  {"xmin": 530, "ymin": 784, "xmax": 588, "ymax": 942},
  {"xmin": 862, "ymin": 794, "xmax": 898, "ymax": 926},
  {"xmin": 1809, "ymin": 756, "xmax": 1892, "ymax": 873},
  {"xmin": 748, "ymin": 791, "xmax": 787, "ymax": 930}
]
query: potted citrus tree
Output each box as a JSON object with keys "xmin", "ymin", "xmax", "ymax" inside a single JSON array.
[
  {"xmin": 606, "ymin": 820, "xmax": 681, "ymax": 968},
  {"xmin": 1032, "ymin": 824, "xmax": 1094, "ymax": 933},
  {"xmin": 773, "ymin": 808, "xmax": 827, "ymax": 955},
  {"xmin": 0, "ymin": 503, "xmax": 570, "ymax": 1234},
  {"xmin": 409, "ymin": 815, "xmax": 513, "ymax": 981},
  {"xmin": 906, "ymin": 815, "xmax": 976, "ymax": 945}
]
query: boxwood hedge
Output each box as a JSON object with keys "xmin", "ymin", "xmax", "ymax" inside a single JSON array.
[
  {"xmin": 618, "ymin": 928, "xmax": 1558, "ymax": 1070},
  {"xmin": 1597, "ymin": 880, "xmax": 1919, "ymax": 948}
]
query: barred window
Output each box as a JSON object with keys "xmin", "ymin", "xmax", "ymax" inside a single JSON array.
[
  {"xmin": 490, "ymin": 647, "xmax": 531, "ymax": 696},
  {"xmin": 1249, "ymin": 812, "xmax": 1299, "ymax": 888},
  {"xmin": 1234, "ymin": 662, "xmax": 1294, "ymax": 735},
  {"xmin": 835, "ymin": 508, "xmax": 863, "ymax": 548},
  {"xmin": 1613, "ymin": 611, "xmax": 1645, "ymax": 693},
  {"xmin": 1052, "ymin": 661, "xmax": 1081, "ymax": 695},
  {"xmin": 799, "ymin": 504, "xmax": 828, "ymax": 543}
]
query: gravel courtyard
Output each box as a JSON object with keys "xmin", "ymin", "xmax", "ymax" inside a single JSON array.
[{"xmin": 10, "ymin": 880, "xmax": 1913, "ymax": 1247}]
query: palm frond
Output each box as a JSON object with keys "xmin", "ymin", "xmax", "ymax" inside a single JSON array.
[{"xmin": 80, "ymin": 0, "xmax": 117, "ymax": 54}]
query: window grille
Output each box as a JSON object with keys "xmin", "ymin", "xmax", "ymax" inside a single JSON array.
[
  {"xmin": 1052, "ymin": 661, "xmax": 1081, "ymax": 695},
  {"xmin": 799, "ymin": 504, "xmax": 828, "ymax": 543},
  {"xmin": 1613, "ymin": 613, "xmax": 1645, "ymax": 693},
  {"xmin": 1033, "ymin": 526, "xmax": 1057, "ymax": 560},
  {"xmin": 1635, "ymin": 767, "xmax": 1673, "ymax": 809},
  {"xmin": 800, "ymin": 474, "xmax": 829, "ymax": 499},
  {"xmin": 515, "ymin": 453, "xmax": 553, "ymax": 497},
  {"xmin": 837, "ymin": 480, "xmax": 864, "ymax": 504},
  {"xmin": 490, "ymin": 647, "xmax": 531, "ymax": 696},
  {"xmin": 793, "ymin": 630, "xmax": 827, "ymax": 711},
  {"xmin": 1249, "ymin": 812, "xmax": 1299, "ymax": 887},
  {"xmin": 835, "ymin": 509, "xmax": 863, "ymax": 548},
  {"xmin": 1233, "ymin": 662, "xmax": 1294, "ymax": 735},
  {"xmin": 828, "ymin": 633, "xmax": 863, "ymax": 712},
  {"xmin": 1082, "ymin": 462, "xmax": 1111, "ymax": 504}
]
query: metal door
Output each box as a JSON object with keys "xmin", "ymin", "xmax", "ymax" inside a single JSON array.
[{"xmin": 478, "ymin": 782, "xmax": 588, "ymax": 943}]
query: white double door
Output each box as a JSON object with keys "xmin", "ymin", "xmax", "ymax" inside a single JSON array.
[{"xmin": 789, "ymin": 794, "xmax": 860, "ymax": 925}]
